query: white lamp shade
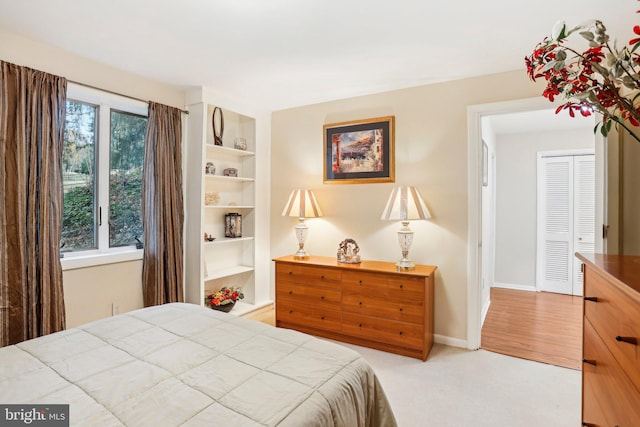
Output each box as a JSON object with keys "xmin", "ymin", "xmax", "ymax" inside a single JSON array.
[
  {"xmin": 380, "ymin": 186, "xmax": 431, "ymax": 221},
  {"xmin": 282, "ymin": 189, "xmax": 323, "ymax": 218}
]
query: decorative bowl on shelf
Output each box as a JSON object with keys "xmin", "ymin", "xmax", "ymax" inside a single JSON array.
[
  {"xmin": 210, "ymin": 302, "xmax": 235, "ymax": 313},
  {"xmin": 205, "ymin": 286, "xmax": 244, "ymax": 314}
]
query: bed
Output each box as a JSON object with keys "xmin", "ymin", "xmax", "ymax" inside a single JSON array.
[{"xmin": 0, "ymin": 303, "xmax": 397, "ymax": 426}]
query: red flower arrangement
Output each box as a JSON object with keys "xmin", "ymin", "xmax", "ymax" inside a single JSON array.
[
  {"xmin": 525, "ymin": 3, "xmax": 640, "ymax": 143},
  {"xmin": 205, "ymin": 286, "xmax": 244, "ymax": 312}
]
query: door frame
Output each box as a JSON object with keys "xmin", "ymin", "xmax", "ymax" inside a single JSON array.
[{"xmin": 466, "ymin": 97, "xmax": 605, "ymax": 350}]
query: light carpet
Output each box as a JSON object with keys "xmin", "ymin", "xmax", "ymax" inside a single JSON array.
[{"xmin": 335, "ymin": 342, "xmax": 581, "ymax": 427}]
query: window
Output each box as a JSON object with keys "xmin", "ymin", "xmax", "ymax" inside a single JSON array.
[{"xmin": 61, "ymin": 84, "xmax": 148, "ymax": 258}]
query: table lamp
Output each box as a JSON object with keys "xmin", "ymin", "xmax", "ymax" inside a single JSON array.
[
  {"xmin": 282, "ymin": 189, "xmax": 323, "ymax": 259},
  {"xmin": 381, "ymin": 185, "xmax": 431, "ymax": 270}
]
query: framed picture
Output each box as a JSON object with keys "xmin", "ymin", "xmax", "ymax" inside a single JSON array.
[
  {"xmin": 323, "ymin": 116, "xmax": 395, "ymax": 184},
  {"xmin": 482, "ymin": 140, "xmax": 489, "ymax": 187}
]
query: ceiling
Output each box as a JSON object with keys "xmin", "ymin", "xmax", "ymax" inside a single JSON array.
[
  {"xmin": 0, "ymin": 1, "xmax": 636, "ymax": 111},
  {"xmin": 486, "ymin": 108, "xmax": 595, "ymax": 135}
]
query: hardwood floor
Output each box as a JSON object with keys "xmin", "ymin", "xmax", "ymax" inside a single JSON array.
[
  {"xmin": 243, "ymin": 305, "xmax": 275, "ymax": 326},
  {"xmin": 481, "ymin": 287, "xmax": 583, "ymax": 370}
]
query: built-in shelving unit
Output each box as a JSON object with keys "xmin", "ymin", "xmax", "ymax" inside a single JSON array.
[{"xmin": 184, "ymin": 90, "xmax": 271, "ymax": 317}]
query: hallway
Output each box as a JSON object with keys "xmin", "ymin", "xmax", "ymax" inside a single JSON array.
[{"xmin": 481, "ymin": 287, "xmax": 583, "ymax": 369}]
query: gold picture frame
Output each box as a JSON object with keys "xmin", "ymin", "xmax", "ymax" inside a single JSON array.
[{"xmin": 323, "ymin": 116, "xmax": 395, "ymax": 184}]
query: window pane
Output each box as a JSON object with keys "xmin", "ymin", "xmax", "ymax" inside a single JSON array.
[
  {"xmin": 109, "ymin": 110, "xmax": 147, "ymax": 248},
  {"xmin": 62, "ymin": 100, "xmax": 97, "ymax": 251}
]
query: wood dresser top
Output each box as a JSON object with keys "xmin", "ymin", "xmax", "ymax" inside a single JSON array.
[
  {"xmin": 576, "ymin": 253, "xmax": 640, "ymax": 299},
  {"xmin": 273, "ymin": 255, "xmax": 437, "ymax": 277}
]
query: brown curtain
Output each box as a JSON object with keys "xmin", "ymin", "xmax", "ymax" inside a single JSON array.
[
  {"xmin": 0, "ymin": 62, "xmax": 67, "ymax": 347},
  {"xmin": 142, "ymin": 102, "xmax": 184, "ymax": 306}
]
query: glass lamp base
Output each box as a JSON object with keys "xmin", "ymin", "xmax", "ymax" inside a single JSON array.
[
  {"xmin": 396, "ymin": 258, "xmax": 415, "ymax": 270},
  {"xmin": 294, "ymin": 249, "xmax": 309, "ymax": 259}
]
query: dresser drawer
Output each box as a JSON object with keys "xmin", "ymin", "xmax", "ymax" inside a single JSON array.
[
  {"xmin": 276, "ymin": 263, "xmax": 341, "ymax": 288},
  {"xmin": 582, "ymin": 377, "xmax": 609, "ymax": 427},
  {"xmin": 583, "ymin": 319, "xmax": 640, "ymax": 426},
  {"xmin": 342, "ymin": 313, "xmax": 423, "ymax": 350},
  {"xmin": 276, "ymin": 281, "xmax": 341, "ymax": 306},
  {"xmin": 276, "ymin": 300, "xmax": 342, "ymax": 333},
  {"xmin": 584, "ymin": 268, "xmax": 640, "ymax": 392},
  {"xmin": 342, "ymin": 271, "xmax": 425, "ymax": 303},
  {"xmin": 342, "ymin": 293, "xmax": 423, "ymax": 324}
]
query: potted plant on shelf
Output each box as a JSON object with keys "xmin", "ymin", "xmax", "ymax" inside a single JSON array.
[
  {"xmin": 205, "ymin": 286, "xmax": 244, "ymax": 313},
  {"xmin": 525, "ymin": 3, "xmax": 640, "ymax": 143}
]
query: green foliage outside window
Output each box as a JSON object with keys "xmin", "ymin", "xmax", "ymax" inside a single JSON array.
[{"xmin": 61, "ymin": 100, "xmax": 147, "ymax": 251}]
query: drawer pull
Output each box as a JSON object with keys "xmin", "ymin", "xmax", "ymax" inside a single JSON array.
[
  {"xmin": 358, "ymin": 323, "xmax": 363, "ymax": 328},
  {"xmin": 583, "ymin": 296, "xmax": 598, "ymax": 302},
  {"xmin": 399, "ymin": 331, "xmax": 403, "ymax": 336},
  {"xmin": 615, "ymin": 336, "xmax": 638, "ymax": 345},
  {"xmin": 289, "ymin": 310, "xmax": 293, "ymax": 314},
  {"xmin": 399, "ymin": 307, "xmax": 403, "ymax": 312},
  {"xmin": 288, "ymin": 290, "xmax": 293, "ymax": 295},
  {"xmin": 582, "ymin": 359, "xmax": 597, "ymax": 366},
  {"xmin": 321, "ymin": 316, "xmax": 325, "ymax": 320},
  {"xmin": 321, "ymin": 275, "xmax": 325, "ymax": 279},
  {"xmin": 359, "ymin": 301, "xmax": 362, "ymax": 306},
  {"xmin": 288, "ymin": 271, "xmax": 293, "ymax": 275},
  {"xmin": 359, "ymin": 280, "xmax": 363, "ymax": 285},
  {"xmin": 399, "ymin": 284, "xmax": 404, "ymax": 289},
  {"xmin": 320, "ymin": 296, "xmax": 325, "ymax": 300}
]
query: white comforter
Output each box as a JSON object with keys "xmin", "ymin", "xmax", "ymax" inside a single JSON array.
[{"xmin": 0, "ymin": 303, "xmax": 397, "ymax": 426}]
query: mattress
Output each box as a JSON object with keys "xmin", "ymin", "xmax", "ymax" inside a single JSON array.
[{"xmin": 0, "ymin": 303, "xmax": 397, "ymax": 426}]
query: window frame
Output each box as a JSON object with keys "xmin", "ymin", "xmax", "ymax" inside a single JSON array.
[{"xmin": 61, "ymin": 83, "xmax": 148, "ymax": 270}]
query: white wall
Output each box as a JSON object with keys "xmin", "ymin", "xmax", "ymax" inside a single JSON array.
[
  {"xmin": 493, "ymin": 128, "xmax": 594, "ymax": 289},
  {"xmin": 271, "ymin": 70, "xmax": 546, "ymax": 343},
  {"xmin": 0, "ymin": 30, "xmax": 185, "ymax": 328},
  {"xmin": 621, "ymin": 129, "xmax": 640, "ymax": 254}
]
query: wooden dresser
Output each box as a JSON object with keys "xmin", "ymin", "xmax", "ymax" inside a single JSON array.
[
  {"xmin": 273, "ymin": 255, "xmax": 437, "ymax": 361},
  {"xmin": 576, "ymin": 253, "xmax": 640, "ymax": 427}
]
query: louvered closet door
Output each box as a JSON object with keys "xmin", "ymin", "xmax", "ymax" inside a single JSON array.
[
  {"xmin": 572, "ymin": 155, "xmax": 595, "ymax": 296},
  {"xmin": 538, "ymin": 154, "xmax": 594, "ymax": 296},
  {"xmin": 540, "ymin": 156, "xmax": 574, "ymax": 295}
]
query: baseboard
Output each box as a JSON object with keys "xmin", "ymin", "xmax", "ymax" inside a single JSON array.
[
  {"xmin": 492, "ymin": 282, "xmax": 537, "ymax": 292},
  {"xmin": 434, "ymin": 334, "xmax": 467, "ymax": 349}
]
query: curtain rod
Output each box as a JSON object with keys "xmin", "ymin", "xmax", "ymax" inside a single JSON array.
[{"xmin": 68, "ymin": 80, "xmax": 189, "ymax": 115}]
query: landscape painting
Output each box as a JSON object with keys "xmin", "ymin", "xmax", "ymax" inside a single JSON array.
[{"xmin": 323, "ymin": 116, "xmax": 395, "ymax": 184}]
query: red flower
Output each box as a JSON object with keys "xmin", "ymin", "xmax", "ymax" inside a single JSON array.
[{"xmin": 630, "ymin": 25, "xmax": 640, "ymax": 45}]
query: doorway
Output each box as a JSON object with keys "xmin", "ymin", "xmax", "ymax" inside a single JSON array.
[{"xmin": 466, "ymin": 97, "xmax": 605, "ymax": 350}]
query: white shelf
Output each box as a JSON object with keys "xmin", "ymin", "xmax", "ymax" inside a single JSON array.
[
  {"xmin": 205, "ymin": 205, "xmax": 254, "ymax": 209},
  {"xmin": 185, "ymin": 99, "xmax": 263, "ymax": 312},
  {"xmin": 204, "ymin": 265, "xmax": 254, "ymax": 281},
  {"xmin": 205, "ymin": 144, "xmax": 254, "ymax": 157},
  {"xmin": 205, "ymin": 174, "xmax": 254, "ymax": 182},
  {"xmin": 204, "ymin": 237, "xmax": 254, "ymax": 246},
  {"xmin": 231, "ymin": 300, "xmax": 274, "ymax": 317}
]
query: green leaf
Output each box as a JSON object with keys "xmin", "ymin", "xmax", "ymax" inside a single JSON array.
[
  {"xmin": 580, "ymin": 31, "xmax": 595, "ymax": 41},
  {"xmin": 623, "ymin": 76, "xmax": 636, "ymax": 90},
  {"xmin": 592, "ymin": 62, "xmax": 609, "ymax": 77}
]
